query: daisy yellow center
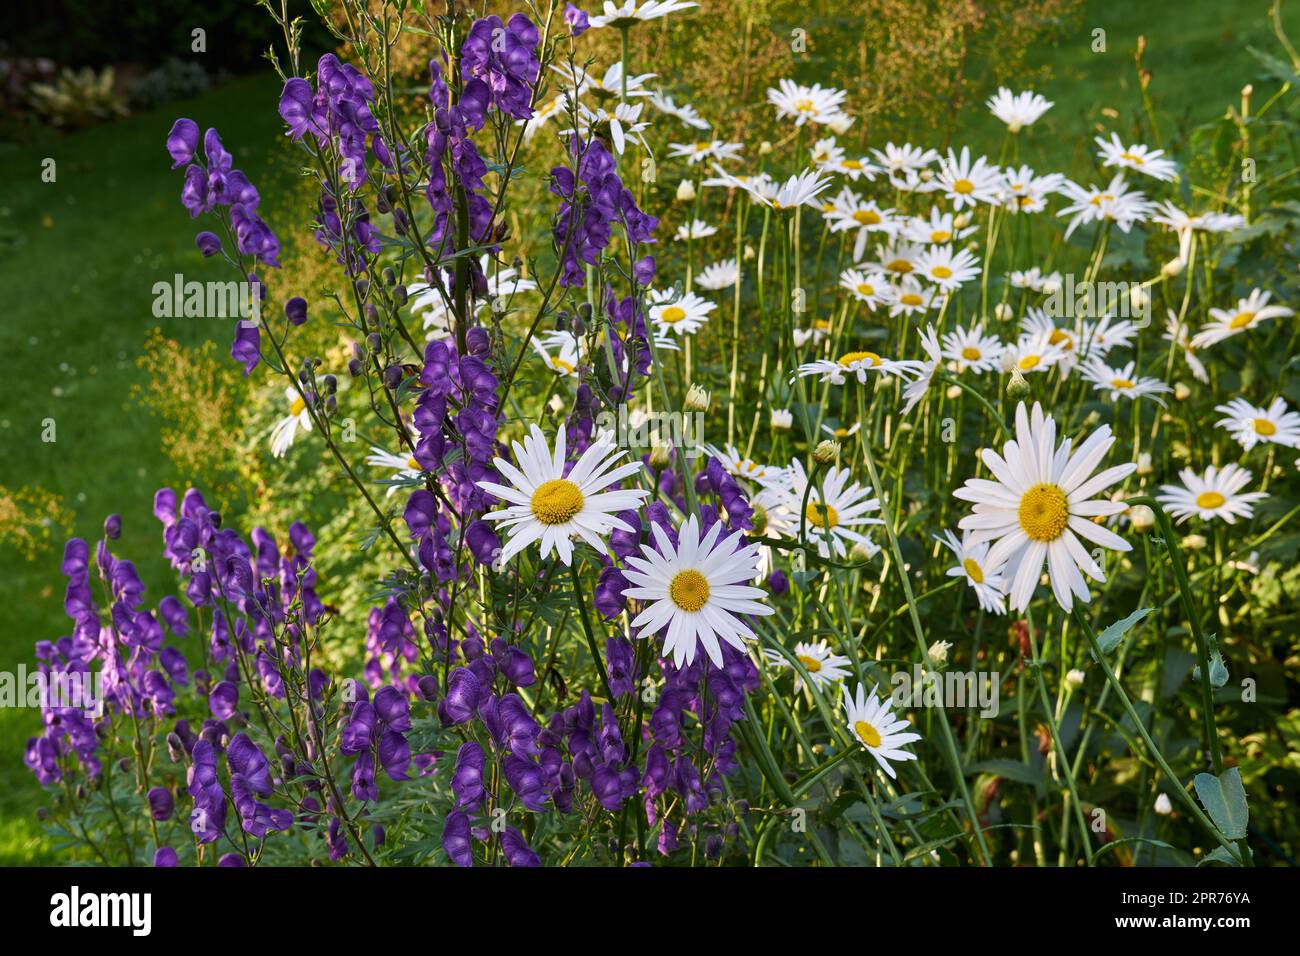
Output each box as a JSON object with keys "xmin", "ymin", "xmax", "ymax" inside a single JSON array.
[
  {"xmin": 1110, "ymin": 377, "xmax": 1135, "ymax": 390},
  {"xmin": 886, "ymin": 258, "xmax": 913, "ymax": 274},
  {"xmin": 853, "ymin": 209, "xmax": 881, "ymax": 226},
  {"xmin": 842, "ymin": 159, "xmax": 863, "ymax": 170},
  {"xmin": 290, "ymin": 396, "xmax": 307, "ymax": 417},
  {"xmin": 854, "ymin": 720, "xmax": 882, "ymax": 748},
  {"xmin": 1119, "ymin": 152, "xmax": 1145, "ymax": 165},
  {"xmin": 838, "ymin": 350, "xmax": 881, "ymax": 367},
  {"xmin": 1253, "ymin": 418, "xmax": 1277, "ymax": 436},
  {"xmin": 963, "ymin": 557, "xmax": 985, "ymax": 584},
  {"xmin": 1089, "ymin": 193, "xmax": 1115, "ymax": 205},
  {"xmin": 406, "ymin": 456, "xmax": 420, "ymax": 470},
  {"xmin": 900, "ymin": 293, "xmax": 924, "ymax": 306},
  {"xmin": 797, "ymin": 654, "xmax": 823, "ymax": 672},
  {"xmin": 805, "ymin": 501, "xmax": 840, "ymax": 529},
  {"xmin": 1228, "ymin": 310, "xmax": 1255, "ymax": 330},
  {"xmin": 931, "ymin": 265, "xmax": 953, "ymax": 279},
  {"xmin": 669, "ymin": 569, "xmax": 710, "ymax": 612},
  {"xmin": 953, "ymin": 178, "xmax": 975, "ymax": 195},
  {"xmin": 1019, "ymin": 354, "xmax": 1041, "ymax": 370},
  {"xmin": 1196, "ymin": 491, "xmax": 1226, "ymax": 509},
  {"xmin": 1047, "ymin": 329, "xmax": 1073, "ymax": 349},
  {"xmin": 931, "ymin": 230, "xmax": 952, "ymax": 242},
  {"xmin": 660, "ymin": 305, "xmax": 687, "ymax": 324},
  {"xmin": 551, "ymin": 358, "xmax": 575, "ymax": 374},
  {"xmin": 1017, "ymin": 195, "xmax": 1035, "ymax": 207},
  {"xmin": 856, "ymin": 282, "xmax": 876, "ymax": 297},
  {"xmin": 961, "ymin": 346, "xmax": 982, "ymax": 360},
  {"xmin": 1018, "ymin": 482, "xmax": 1070, "ymax": 542},
  {"xmin": 795, "ymin": 98, "xmax": 816, "ymax": 113},
  {"xmin": 530, "ymin": 479, "xmax": 584, "ymax": 525}
]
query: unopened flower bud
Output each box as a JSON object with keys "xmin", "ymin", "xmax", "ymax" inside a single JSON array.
[
  {"xmin": 676, "ymin": 179, "xmax": 696, "ymax": 202},
  {"xmin": 1007, "ymin": 368, "xmax": 1032, "ymax": 400},
  {"xmin": 758, "ymin": 141, "xmax": 773, "ymax": 156},
  {"xmin": 994, "ymin": 303, "xmax": 1013, "ymax": 322},
  {"xmin": 648, "ymin": 440, "xmax": 672, "ymax": 470},
  {"xmin": 770, "ymin": 408, "xmax": 792, "ymax": 431},
  {"xmin": 1183, "ymin": 533, "xmax": 1208, "ymax": 551},
  {"xmin": 1129, "ymin": 504, "xmax": 1155, "ymax": 531},
  {"xmin": 1065, "ymin": 669, "xmax": 1086, "ymax": 689},
  {"xmin": 813, "ymin": 439, "xmax": 840, "ymax": 464},
  {"xmin": 1174, "ymin": 382, "xmax": 1191, "ymax": 401},
  {"xmin": 1154, "ymin": 793, "xmax": 1174, "ymax": 815},
  {"xmin": 928, "ymin": 640, "xmax": 952, "ymax": 665},
  {"xmin": 684, "ymin": 384, "xmax": 710, "ymax": 412},
  {"xmin": 1136, "ymin": 452, "xmax": 1153, "ymax": 476}
]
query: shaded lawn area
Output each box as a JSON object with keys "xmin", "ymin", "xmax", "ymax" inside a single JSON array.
[{"xmin": 0, "ymin": 73, "xmax": 287, "ymax": 863}]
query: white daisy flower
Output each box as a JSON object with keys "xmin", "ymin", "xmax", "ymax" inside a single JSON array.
[
  {"xmin": 622, "ymin": 515, "xmax": 773, "ymax": 668},
  {"xmin": 649, "ymin": 89, "xmax": 710, "ymax": 129},
  {"xmin": 795, "ymin": 347, "xmax": 925, "ymax": 386},
  {"xmin": 767, "ymin": 79, "xmax": 849, "ymax": 126},
  {"xmin": 695, "ymin": 258, "xmax": 739, "ymax": 290},
  {"xmin": 551, "ymin": 62, "xmax": 656, "ymax": 105},
  {"xmin": 986, "ymin": 87, "xmax": 1053, "ymax": 132},
  {"xmin": 561, "ymin": 100, "xmax": 652, "ymax": 155},
  {"xmin": 901, "ymin": 325, "xmax": 943, "ymax": 414},
  {"xmin": 942, "ymin": 326, "xmax": 1004, "ymax": 373},
  {"xmin": 873, "ymin": 240, "xmax": 927, "ymax": 278},
  {"xmin": 809, "ymin": 136, "xmax": 846, "ymax": 168},
  {"xmin": 1157, "ymin": 465, "xmax": 1268, "ymax": 524},
  {"xmin": 770, "ymin": 408, "xmax": 793, "ymax": 431},
  {"xmin": 1080, "ymin": 359, "xmax": 1173, "ymax": 404},
  {"xmin": 902, "ymin": 207, "xmax": 976, "ymax": 246},
  {"xmin": 667, "ymin": 139, "xmax": 743, "ymax": 165},
  {"xmin": 366, "ymin": 433, "xmax": 422, "ymax": 497},
  {"xmin": 477, "ymin": 425, "xmax": 651, "ymax": 566},
  {"xmin": 936, "ymin": 146, "xmax": 1004, "ymax": 209},
  {"xmin": 674, "ymin": 218, "xmax": 718, "ymax": 241},
  {"xmin": 1151, "ymin": 200, "xmax": 1245, "ymax": 235},
  {"xmin": 936, "ymin": 529, "xmax": 1008, "ymax": 615},
  {"xmin": 704, "ymin": 443, "xmax": 787, "ymax": 486},
  {"xmin": 589, "ymin": 0, "xmax": 698, "ymax": 30},
  {"xmin": 885, "ymin": 277, "xmax": 941, "ymax": 317},
  {"xmin": 1191, "ymin": 289, "xmax": 1293, "ymax": 349},
  {"xmin": 780, "ymin": 460, "xmax": 884, "ymax": 560},
  {"xmin": 533, "ymin": 331, "xmax": 582, "ymax": 377},
  {"xmin": 763, "ymin": 640, "xmax": 852, "ymax": 691},
  {"xmin": 869, "ymin": 142, "xmax": 938, "ymax": 175},
  {"xmin": 1057, "ymin": 173, "xmax": 1152, "ymax": 238},
  {"xmin": 953, "ymin": 402, "xmax": 1137, "ymax": 612},
  {"xmin": 1079, "ymin": 314, "xmax": 1139, "ymax": 357},
  {"xmin": 648, "ymin": 288, "xmax": 716, "ymax": 336},
  {"xmin": 1095, "ymin": 133, "xmax": 1178, "ymax": 181},
  {"xmin": 824, "ymin": 188, "xmax": 898, "ymax": 260},
  {"xmin": 999, "ymin": 164, "xmax": 1065, "ymax": 214},
  {"xmin": 842, "ymin": 684, "xmax": 921, "ymax": 779},
  {"xmin": 839, "ymin": 267, "xmax": 889, "ymax": 309},
  {"xmin": 1215, "ymin": 397, "xmax": 1300, "ymax": 451},
  {"xmin": 1004, "ymin": 330, "xmax": 1066, "ymax": 375},
  {"xmin": 793, "ymin": 317, "xmax": 834, "ymax": 348},
  {"xmin": 915, "ymin": 243, "xmax": 982, "ymax": 290},
  {"xmin": 270, "ymin": 386, "xmax": 313, "ymax": 458},
  {"xmin": 1009, "ymin": 267, "xmax": 1063, "ymax": 294}
]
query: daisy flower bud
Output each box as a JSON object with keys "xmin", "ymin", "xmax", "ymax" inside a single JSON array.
[
  {"xmin": 927, "ymin": 640, "xmax": 952, "ymax": 665},
  {"xmin": 994, "ymin": 303, "xmax": 1013, "ymax": 321},
  {"xmin": 813, "ymin": 439, "xmax": 840, "ymax": 464},
  {"xmin": 1129, "ymin": 504, "xmax": 1155, "ymax": 531},
  {"xmin": 1174, "ymin": 382, "xmax": 1191, "ymax": 401},
  {"xmin": 1154, "ymin": 793, "xmax": 1174, "ymax": 815},
  {"xmin": 759, "ymin": 141, "xmax": 773, "ymax": 156},
  {"xmin": 1065, "ymin": 669, "xmax": 1086, "ymax": 689},
  {"xmin": 684, "ymin": 384, "xmax": 710, "ymax": 412},
  {"xmin": 1182, "ymin": 533, "xmax": 1208, "ymax": 550},
  {"xmin": 676, "ymin": 179, "xmax": 697, "ymax": 202},
  {"xmin": 770, "ymin": 408, "xmax": 793, "ymax": 431},
  {"xmin": 1006, "ymin": 368, "xmax": 1032, "ymax": 400},
  {"xmin": 648, "ymin": 440, "xmax": 673, "ymax": 470}
]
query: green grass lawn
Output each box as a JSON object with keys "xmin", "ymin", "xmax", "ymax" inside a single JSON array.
[
  {"xmin": 0, "ymin": 0, "xmax": 1294, "ymax": 865},
  {"xmin": 0, "ymin": 73, "xmax": 286, "ymax": 863}
]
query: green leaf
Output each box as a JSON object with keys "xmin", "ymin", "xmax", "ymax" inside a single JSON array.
[
  {"xmin": 1193, "ymin": 767, "xmax": 1249, "ymax": 840},
  {"xmin": 1093, "ymin": 607, "xmax": 1153, "ymax": 656},
  {"xmin": 1197, "ymin": 845, "xmax": 1243, "ymax": 867},
  {"xmin": 966, "ymin": 759, "xmax": 1041, "ymax": 787}
]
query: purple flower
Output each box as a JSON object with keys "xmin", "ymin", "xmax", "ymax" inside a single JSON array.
[
  {"xmin": 154, "ymin": 847, "xmax": 179, "ymax": 867},
  {"xmin": 501, "ymin": 827, "xmax": 541, "ymax": 866},
  {"xmin": 166, "ymin": 118, "xmax": 199, "ymax": 168},
  {"xmin": 195, "ymin": 231, "xmax": 222, "ymax": 257},
  {"xmin": 208, "ymin": 680, "xmax": 238, "ymax": 720},
  {"xmin": 460, "ymin": 15, "xmax": 542, "ymax": 120},
  {"xmin": 440, "ymin": 667, "xmax": 480, "ymax": 725},
  {"xmin": 452, "ymin": 741, "xmax": 486, "ymax": 808},
  {"xmin": 231, "ymin": 322, "xmax": 260, "ymax": 376},
  {"xmin": 285, "ymin": 296, "xmax": 308, "ymax": 326},
  {"xmin": 442, "ymin": 810, "xmax": 473, "ymax": 866},
  {"xmin": 147, "ymin": 787, "xmax": 174, "ymax": 821},
  {"xmin": 565, "ymin": 3, "xmax": 590, "ymax": 36}
]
